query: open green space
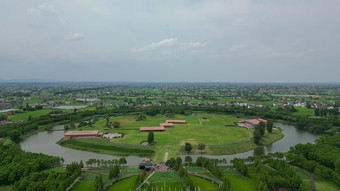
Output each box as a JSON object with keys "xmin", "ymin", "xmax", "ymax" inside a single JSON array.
[
  {"xmin": 150, "ymin": 182, "xmax": 184, "ymax": 191},
  {"xmin": 59, "ymin": 114, "xmax": 284, "ymax": 160},
  {"xmin": 225, "ymin": 174, "xmax": 258, "ymax": 191},
  {"xmin": 7, "ymin": 109, "xmax": 73, "ymax": 121},
  {"xmin": 149, "ymin": 171, "xmax": 179, "ymax": 182},
  {"xmin": 81, "ymin": 172, "xmax": 109, "ymax": 181},
  {"xmin": 70, "ymin": 181, "xmax": 94, "ymax": 191},
  {"xmin": 121, "ymin": 168, "xmax": 142, "ymax": 174},
  {"xmin": 107, "ymin": 176, "xmax": 137, "ymax": 191},
  {"xmin": 314, "ymin": 179, "xmax": 340, "ymax": 191},
  {"xmin": 185, "ymin": 166, "xmax": 207, "ymax": 173},
  {"xmin": 190, "ymin": 175, "xmax": 219, "ymax": 191}
]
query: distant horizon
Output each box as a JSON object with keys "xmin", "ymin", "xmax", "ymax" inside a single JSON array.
[
  {"xmin": 0, "ymin": 78, "xmax": 339, "ymax": 84},
  {"xmin": 1, "ymin": 1, "xmax": 340, "ymax": 82}
]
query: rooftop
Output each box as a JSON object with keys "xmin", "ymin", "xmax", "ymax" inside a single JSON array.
[{"xmin": 64, "ymin": 130, "xmax": 99, "ymax": 136}]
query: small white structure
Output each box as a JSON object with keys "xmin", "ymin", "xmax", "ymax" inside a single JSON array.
[{"xmin": 103, "ymin": 133, "xmax": 122, "ymax": 139}]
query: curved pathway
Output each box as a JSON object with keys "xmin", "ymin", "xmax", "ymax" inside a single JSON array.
[{"xmin": 295, "ymin": 169, "xmax": 317, "ymax": 191}]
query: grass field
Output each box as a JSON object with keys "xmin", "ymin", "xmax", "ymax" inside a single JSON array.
[
  {"xmin": 314, "ymin": 179, "xmax": 340, "ymax": 191},
  {"xmin": 186, "ymin": 166, "xmax": 207, "ymax": 173},
  {"xmin": 121, "ymin": 168, "xmax": 142, "ymax": 174},
  {"xmin": 59, "ymin": 138, "xmax": 155, "ymax": 156},
  {"xmin": 81, "ymin": 172, "xmax": 109, "ymax": 181},
  {"xmin": 150, "ymin": 182, "xmax": 184, "ymax": 191},
  {"xmin": 71, "ymin": 181, "xmax": 94, "ymax": 191},
  {"xmin": 60, "ymin": 114, "xmax": 283, "ymax": 160},
  {"xmin": 292, "ymin": 107, "xmax": 315, "ymax": 116},
  {"xmin": 7, "ymin": 109, "xmax": 73, "ymax": 121},
  {"xmin": 149, "ymin": 172, "xmax": 179, "ymax": 182},
  {"xmin": 107, "ymin": 176, "xmax": 138, "ymax": 191},
  {"xmin": 225, "ymin": 174, "xmax": 258, "ymax": 191},
  {"xmin": 190, "ymin": 175, "xmax": 219, "ymax": 191}
]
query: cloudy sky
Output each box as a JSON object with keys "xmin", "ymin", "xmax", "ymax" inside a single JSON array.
[{"xmin": 1, "ymin": 0, "xmax": 339, "ymax": 82}]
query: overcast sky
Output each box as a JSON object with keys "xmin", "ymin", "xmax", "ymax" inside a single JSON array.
[{"xmin": 1, "ymin": 0, "xmax": 339, "ymax": 82}]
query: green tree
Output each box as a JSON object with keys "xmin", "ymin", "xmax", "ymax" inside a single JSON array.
[
  {"xmin": 198, "ymin": 143, "xmax": 205, "ymax": 154},
  {"xmin": 109, "ymin": 165, "xmax": 120, "ymax": 179},
  {"xmin": 253, "ymin": 130, "xmax": 262, "ymax": 145},
  {"xmin": 112, "ymin": 121, "xmax": 120, "ymax": 128},
  {"xmin": 119, "ymin": 157, "xmax": 127, "ymax": 168},
  {"xmin": 147, "ymin": 131, "xmax": 154, "ymax": 144},
  {"xmin": 64, "ymin": 124, "xmax": 70, "ymax": 130},
  {"xmin": 267, "ymin": 120, "xmax": 273, "ymax": 133},
  {"xmin": 93, "ymin": 174, "xmax": 103, "ymax": 191},
  {"xmin": 185, "ymin": 142, "xmax": 193, "ymax": 153},
  {"xmin": 27, "ymin": 114, "xmax": 33, "ymax": 121},
  {"xmin": 9, "ymin": 130, "xmax": 21, "ymax": 143},
  {"xmin": 299, "ymin": 182, "xmax": 312, "ymax": 191}
]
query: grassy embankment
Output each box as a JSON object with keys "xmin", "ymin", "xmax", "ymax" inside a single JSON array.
[{"xmin": 59, "ymin": 114, "xmax": 284, "ymax": 160}]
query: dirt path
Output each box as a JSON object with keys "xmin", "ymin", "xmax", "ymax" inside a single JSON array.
[{"xmin": 295, "ymin": 169, "xmax": 317, "ymax": 191}]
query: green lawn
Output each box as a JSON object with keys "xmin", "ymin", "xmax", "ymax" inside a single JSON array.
[
  {"xmin": 149, "ymin": 172, "xmax": 179, "ymax": 182},
  {"xmin": 190, "ymin": 175, "xmax": 219, "ymax": 191},
  {"xmin": 108, "ymin": 176, "xmax": 138, "ymax": 191},
  {"xmin": 70, "ymin": 181, "xmax": 94, "ymax": 191},
  {"xmin": 81, "ymin": 172, "xmax": 109, "ymax": 181},
  {"xmin": 186, "ymin": 166, "xmax": 207, "ymax": 173},
  {"xmin": 60, "ymin": 114, "xmax": 283, "ymax": 160},
  {"xmin": 121, "ymin": 168, "xmax": 142, "ymax": 174},
  {"xmin": 293, "ymin": 107, "xmax": 315, "ymax": 116},
  {"xmin": 150, "ymin": 182, "xmax": 184, "ymax": 191},
  {"xmin": 225, "ymin": 175, "xmax": 258, "ymax": 191},
  {"xmin": 8, "ymin": 109, "xmax": 73, "ymax": 121},
  {"xmin": 314, "ymin": 179, "xmax": 340, "ymax": 191}
]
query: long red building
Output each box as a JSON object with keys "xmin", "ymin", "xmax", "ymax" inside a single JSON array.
[{"xmin": 64, "ymin": 130, "xmax": 100, "ymax": 140}]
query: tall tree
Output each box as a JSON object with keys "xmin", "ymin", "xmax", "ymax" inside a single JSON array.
[
  {"xmin": 267, "ymin": 120, "xmax": 273, "ymax": 133},
  {"xmin": 185, "ymin": 142, "xmax": 193, "ymax": 153},
  {"xmin": 93, "ymin": 174, "xmax": 103, "ymax": 191},
  {"xmin": 147, "ymin": 131, "xmax": 154, "ymax": 144},
  {"xmin": 198, "ymin": 143, "xmax": 206, "ymax": 154}
]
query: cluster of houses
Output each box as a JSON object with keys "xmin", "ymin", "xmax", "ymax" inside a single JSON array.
[{"xmin": 140, "ymin": 120, "xmax": 186, "ymax": 132}]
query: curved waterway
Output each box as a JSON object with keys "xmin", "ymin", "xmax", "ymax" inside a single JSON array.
[
  {"xmin": 21, "ymin": 122, "xmax": 320, "ymax": 165},
  {"xmin": 20, "ymin": 130, "xmax": 144, "ymax": 165},
  {"xmin": 179, "ymin": 122, "xmax": 321, "ymax": 162}
]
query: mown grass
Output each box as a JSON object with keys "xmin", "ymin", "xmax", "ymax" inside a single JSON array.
[
  {"xmin": 149, "ymin": 172, "xmax": 179, "ymax": 182},
  {"xmin": 81, "ymin": 172, "xmax": 109, "ymax": 181},
  {"xmin": 293, "ymin": 107, "xmax": 315, "ymax": 116},
  {"xmin": 121, "ymin": 168, "xmax": 142, "ymax": 174},
  {"xmin": 3, "ymin": 139, "xmax": 14, "ymax": 145},
  {"xmin": 314, "ymin": 179, "xmax": 340, "ymax": 191},
  {"xmin": 190, "ymin": 175, "xmax": 219, "ymax": 191},
  {"xmin": 225, "ymin": 174, "xmax": 258, "ymax": 191},
  {"xmin": 8, "ymin": 109, "xmax": 73, "ymax": 121},
  {"xmin": 186, "ymin": 166, "xmax": 207, "ymax": 173},
  {"xmin": 107, "ymin": 176, "xmax": 138, "ymax": 191},
  {"xmin": 61, "ymin": 114, "xmax": 283, "ymax": 160},
  {"xmin": 150, "ymin": 182, "xmax": 184, "ymax": 191},
  {"xmin": 59, "ymin": 138, "xmax": 155, "ymax": 156}
]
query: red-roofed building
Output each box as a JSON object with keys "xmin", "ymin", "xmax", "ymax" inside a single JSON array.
[
  {"xmin": 140, "ymin": 126, "xmax": 165, "ymax": 132},
  {"xmin": 238, "ymin": 118, "xmax": 267, "ymax": 129},
  {"xmin": 160, "ymin": 123, "xmax": 173, "ymax": 127},
  {"xmin": 64, "ymin": 130, "xmax": 100, "ymax": 140},
  {"xmin": 165, "ymin": 120, "xmax": 186, "ymax": 124}
]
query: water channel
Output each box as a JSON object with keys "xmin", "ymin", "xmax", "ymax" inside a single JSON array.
[{"xmin": 20, "ymin": 122, "xmax": 321, "ymax": 165}]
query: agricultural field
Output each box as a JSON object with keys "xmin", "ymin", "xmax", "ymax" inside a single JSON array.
[
  {"xmin": 60, "ymin": 114, "xmax": 283, "ymax": 160},
  {"xmin": 121, "ymin": 168, "xmax": 142, "ymax": 174},
  {"xmin": 185, "ymin": 166, "xmax": 208, "ymax": 173}
]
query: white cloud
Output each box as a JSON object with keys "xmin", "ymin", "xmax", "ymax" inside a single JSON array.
[
  {"xmin": 27, "ymin": 8, "xmax": 41, "ymax": 17},
  {"xmin": 132, "ymin": 38, "xmax": 205, "ymax": 53},
  {"xmin": 68, "ymin": 33, "xmax": 85, "ymax": 41},
  {"xmin": 230, "ymin": 44, "xmax": 247, "ymax": 51},
  {"xmin": 38, "ymin": 3, "xmax": 57, "ymax": 13}
]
